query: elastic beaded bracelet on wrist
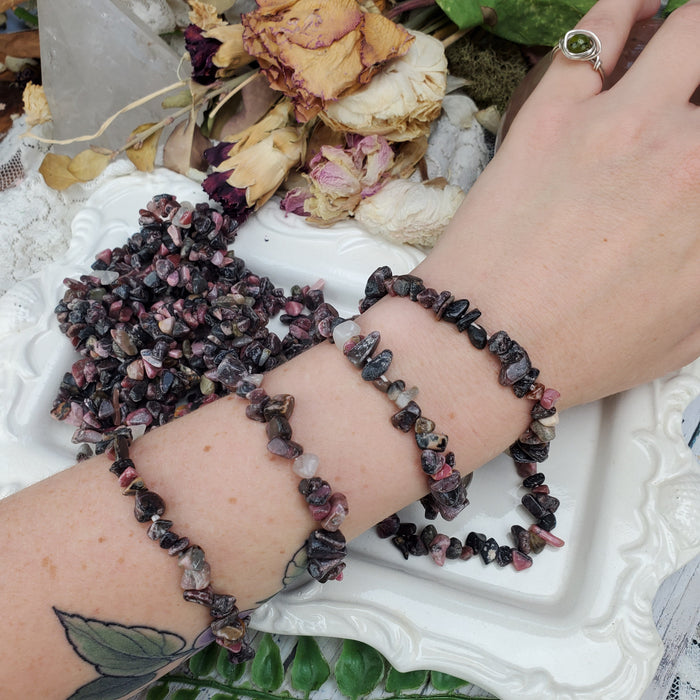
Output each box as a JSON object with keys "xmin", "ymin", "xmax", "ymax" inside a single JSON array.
[
  {"xmin": 103, "ymin": 426, "xmax": 255, "ymax": 664},
  {"xmin": 230, "ymin": 373, "xmax": 349, "ymax": 584},
  {"xmin": 349, "ymin": 267, "xmax": 565, "ymax": 571}
]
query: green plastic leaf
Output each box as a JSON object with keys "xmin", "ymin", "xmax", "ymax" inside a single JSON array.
[
  {"xmin": 290, "ymin": 636, "xmax": 330, "ymax": 695},
  {"xmin": 438, "ymin": 0, "xmax": 596, "ymax": 45},
  {"xmin": 188, "ymin": 642, "xmax": 219, "ymax": 677},
  {"xmin": 145, "ymin": 683, "xmax": 169, "ymax": 700},
  {"xmin": 335, "ymin": 639, "xmax": 385, "ymax": 700},
  {"xmin": 430, "ymin": 670, "xmax": 467, "ymax": 692},
  {"xmin": 67, "ymin": 674, "xmax": 154, "ymax": 700},
  {"xmin": 385, "ymin": 666, "xmax": 429, "ymax": 693},
  {"xmin": 54, "ymin": 608, "xmax": 188, "ymax": 678},
  {"xmin": 216, "ymin": 644, "xmax": 247, "ymax": 683},
  {"xmin": 250, "ymin": 633, "xmax": 284, "ymax": 692},
  {"xmin": 173, "ymin": 690, "xmax": 200, "ymax": 700}
]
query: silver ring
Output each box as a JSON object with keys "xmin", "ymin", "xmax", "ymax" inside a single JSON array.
[{"xmin": 554, "ymin": 29, "xmax": 605, "ymax": 84}]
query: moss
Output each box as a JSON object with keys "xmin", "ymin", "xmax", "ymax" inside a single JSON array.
[{"xmin": 445, "ymin": 29, "xmax": 528, "ymax": 112}]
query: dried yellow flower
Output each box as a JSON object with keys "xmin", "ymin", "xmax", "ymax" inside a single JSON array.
[
  {"xmin": 241, "ymin": 0, "xmax": 414, "ymax": 122},
  {"xmin": 201, "ymin": 23, "xmax": 254, "ymax": 78},
  {"xmin": 320, "ymin": 30, "xmax": 446, "ymax": 141},
  {"xmin": 217, "ymin": 126, "xmax": 306, "ymax": 208},
  {"xmin": 188, "ymin": 0, "xmax": 226, "ymax": 31},
  {"xmin": 22, "ymin": 82, "xmax": 52, "ymax": 127}
]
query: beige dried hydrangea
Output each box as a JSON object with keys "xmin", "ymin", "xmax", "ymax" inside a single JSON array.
[
  {"xmin": 354, "ymin": 178, "xmax": 464, "ymax": 247},
  {"xmin": 22, "ymin": 82, "xmax": 52, "ymax": 127},
  {"xmin": 319, "ymin": 29, "xmax": 447, "ymax": 142}
]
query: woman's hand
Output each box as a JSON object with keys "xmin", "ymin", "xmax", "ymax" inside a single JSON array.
[{"xmin": 422, "ymin": 0, "xmax": 700, "ymax": 407}]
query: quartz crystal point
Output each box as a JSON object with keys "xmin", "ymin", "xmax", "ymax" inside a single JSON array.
[{"xmin": 37, "ymin": 0, "xmax": 183, "ymax": 154}]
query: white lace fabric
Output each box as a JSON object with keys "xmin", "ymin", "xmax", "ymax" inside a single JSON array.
[{"xmin": 0, "ymin": 117, "xmax": 136, "ymax": 295}]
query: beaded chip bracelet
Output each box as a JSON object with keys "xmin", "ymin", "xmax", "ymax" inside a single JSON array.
[
  {"xmin": 230, "ymin": 373, "xmax": 349, "ymax": 583},
  {"xmin": 340, "ymin": 266, "xmax": 565, "ymax": 571},
  {"xmin": 104, "ymin": 425, "xmax": 255, "ymax": 664}
]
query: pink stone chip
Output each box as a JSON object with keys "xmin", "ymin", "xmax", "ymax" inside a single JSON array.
[{"xmin": 529, "ymin": 524, "xmax": 564, "ymax": 547}]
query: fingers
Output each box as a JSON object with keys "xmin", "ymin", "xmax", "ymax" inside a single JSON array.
[
  {"xmin": 613, "ymin": 0, "xmax": 700, "ymax": 105},
  {"xmin": 541, "ymin": 0, "xmax": 660, "ymax": 101}
]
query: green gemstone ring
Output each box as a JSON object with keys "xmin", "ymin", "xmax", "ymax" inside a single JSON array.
[{"xmin": 554, "ymin": 29, "xmax": 605, "ymax": 84}]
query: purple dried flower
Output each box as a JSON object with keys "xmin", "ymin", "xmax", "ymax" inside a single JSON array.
[
  {"xmin": 202, "ymin": 170, "xmax": 251, "ymax": 219},
  {"xmin": 185, "ymin": 24, "xmax": 222, "ymax": 85}
]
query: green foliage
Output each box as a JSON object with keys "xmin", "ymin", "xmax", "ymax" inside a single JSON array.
[
  {"xmin": 385, "ymin": 667, "xmax": 429, "ymax": 693},
  {"xmin": 335, "ymin": 639, "xmax": 386, "ymax": 700},
  {"xmin": 250, "ymin": 633, "xmax": 284, "ymax": 692},
  {"xmin": 145, "ymin": 684, "xmax": 169, "ymax": 700},
  {"xmin": 189, "ymin": 642, "xmax": 220, "ymax": 677},
  {"xmin": 217, "ymin": 644, "xmax": 247, "ymax": 684},
  {"xmin": 437, "ymin": 0, "xmax": 597, "ymax": 45},
  {"xmin": 664, "ymin": 0, "xmax": 692, "ymax": 13},
  {"xmin": 290, "ymin": 636, "xmax": 330, "ymax": 696},
  {"xmin": 430, "ymin": 671, "xmax": 467, "ymax": 692},
  {"xmin": 172, "ymin": 690, "xmax": 200, "ymax": 700},
  {"xmin": 12, "ymin": 6, "xmax": 39, "ymax": 27}
]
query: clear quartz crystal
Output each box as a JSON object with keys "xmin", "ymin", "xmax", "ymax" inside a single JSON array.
[
  {"xmin": 332, "ymin": 320, "xmax": 361, "ymax": 350},
  {"xmin": 293, "ymin": 453, "xmax": 320, "ymax": 479},
  {"xmin": 37, "ymin": 0, "xmax": 183, "ymax": 155}
]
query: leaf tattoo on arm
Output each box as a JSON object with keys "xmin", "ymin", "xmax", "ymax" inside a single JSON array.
[{"xmin": 53, "ymin": 607, "xmax": 194, "ymax": 700}]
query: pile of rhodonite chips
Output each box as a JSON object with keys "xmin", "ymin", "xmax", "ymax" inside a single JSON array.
[{"xmin": 52, "ymin": 194, "xmax": 337, "ymax": 450}]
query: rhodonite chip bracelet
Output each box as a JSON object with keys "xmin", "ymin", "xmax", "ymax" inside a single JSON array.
[{"xmin": 52, "ymin": 194, "xmax": 564, "ymax": 664}]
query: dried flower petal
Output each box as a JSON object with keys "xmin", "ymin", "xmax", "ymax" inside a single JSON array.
[
  {"xmin": 185, "ymin": 24, "xmax": 222, "ymax": 85},
  {"xmin": 188, "ymin": 0, "xmax": 227, "ymax": 31},
  {"xmin": 320, "ymin": 30, "xmax": 446, "ymax": 141},
  {"xmin": 241, "ymin": 0, "xmax": 413, "ymax": 121},
  {"xmin": 354, "ymin": 178, "xmax": 464, "ymax": 247},
  {"xmin": 22, "ymin": 82, "xmax": 52, "ymax": 126},
  {"xmin": 205, "ymin": 24, "xmax": 251, "ymax": 76}
]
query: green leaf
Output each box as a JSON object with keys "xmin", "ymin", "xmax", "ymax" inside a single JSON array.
[
  {"xmin": 173, "ymin": 690, "xmax": 200, "ymax": 700},
  {"xmin": 67, "ymin": 674, "xmax": 155, "ymax": 700},
  {"xmin": 664, "ymin": 0, "xmax": 691, "ymax": 13},
  {"xmin": 12, "ymin": 7, "xmax": 39, "ymax": 27},
  {"xmin": 430, "ymin": 670, "xmax": 467, "ymax": 692},
  {"xmin": 385, "ymin": 666, "xmax": 429, "ymax": 693},
  {"xmin": 189, "ymin": 642, "xmax": 219, "ymax": 677},
  {"xmin": 437, "ymin": 0, "xmax": 596, "ymax": 45},
  {"xmin": 145, "ymin": 684, "xmax": 169, "ymax": 700},
  {"xmin": 250, "ymin": 633, "xmax": 284, "ymax": 691},
  {"xmin": 335, "ymin": 639, "xmax": 385, "ymax": 700},
  {"xmin": 290, "ymin": 636, "xmax": 330, "ymax": 696},
  {"xmin": 216, "ymin": 644, "xmax": 247, "ymax": 683},
  {"xmin": 435, "ymin": 0, "xmax": 483, "ymax": 30},
  {"xmin": 54, "ymin": 608, "xmax": 188, "ymax": 678}
]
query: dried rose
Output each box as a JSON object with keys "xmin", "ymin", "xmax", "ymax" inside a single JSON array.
[
  {"xmin": 320, "ymin": 30, "xmax": 446, "ymax": 141},
  {"xmin": 284, "ymin": 134, "xmax": 395, "ymax": 225},
  {"xmin": 241, "ymin": 0, "xmax": 414, "ymax": 122},
  {"xmin": 22, "ymin": 82, "xmax": 52, "ymax": 126},
  {"xmin": 354, "ymin": 178, "xmax": 464, "ymax": 247}
]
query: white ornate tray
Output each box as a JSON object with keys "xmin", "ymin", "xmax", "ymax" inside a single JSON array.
[{"xmin": 1, "ymin": 170, "xmax": 698, "ymax": 700}]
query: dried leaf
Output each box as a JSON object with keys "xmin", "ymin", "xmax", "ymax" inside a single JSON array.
[
  {"xmin": 211, "ymin": 72, "xmax": 278, "ymax": 142},
  {"xmin": 126, "ymin": 123, "xmax": 163, "ymax": 172},
  {"xmin": 38, "ymin": 153, "xmax": 79, "ymax": 191},
  {"xmin": 163, "ymin": 119, "xmax": 211, "ymax": 174},
  {"xmin": 68, "ymin": 149, "xmax": 111, "ymax": 181}
]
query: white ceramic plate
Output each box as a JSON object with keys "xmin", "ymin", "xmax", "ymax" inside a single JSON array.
[{"xmin": 1, "ymin": 170, "xmax": 698, "ymax": 700}]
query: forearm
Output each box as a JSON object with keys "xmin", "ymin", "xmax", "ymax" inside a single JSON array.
[{"xmin": 0, "ymin": 283, "xmax": 531, "ymax": 697}]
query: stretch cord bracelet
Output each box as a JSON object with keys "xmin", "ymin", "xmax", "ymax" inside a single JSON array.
[
  {"xmin": 230, "ymin": 373, "xmax": 349, "ymax": 583},
  {"xmin": 103, "ymin": 426, "xmax": 255, "ymax": 664},
  {"xmin": 351, "ymin": 266, "xmax": 564, "ymax": 570}
]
